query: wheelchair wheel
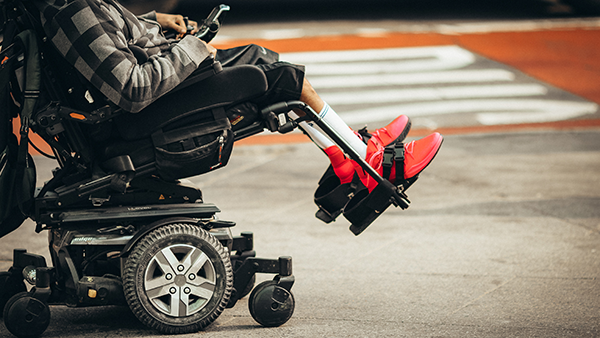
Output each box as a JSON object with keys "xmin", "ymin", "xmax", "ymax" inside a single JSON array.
[
  {"xmin": 249, "ymin": 280, "xmax": 295, "ymax": 327},
  {"xmin": 123, "ymin": 223, "xmax": 233, "ymax": 334},
  {"xmin": 3, "ymin": 291, "xmax": 51, "ymax": 338},
  {"xmin": 0, "ymin": 271, "xmax": 26, "ymax": 318}
]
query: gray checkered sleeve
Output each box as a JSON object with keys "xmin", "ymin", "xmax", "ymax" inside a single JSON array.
[{"xmin": 39, "ymin": 0, "xmax": 210, "ymax": 112}]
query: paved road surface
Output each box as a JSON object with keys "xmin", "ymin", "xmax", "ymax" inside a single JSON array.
[
  {"xmin": 1, "ymin": 2, "xmax": 599, "ymax": 337},
  {"xmin": 1, "ymin": 130, "xmax": 599, "ymax": 337}
]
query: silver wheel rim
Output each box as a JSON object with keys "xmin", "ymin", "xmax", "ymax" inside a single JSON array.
[{"xmin": 144, "ymin": 244, "xmax": 216, "ymax": 317}]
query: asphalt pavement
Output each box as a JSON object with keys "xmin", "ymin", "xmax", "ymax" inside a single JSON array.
[
  {"xmin": 1, "ymin": 2, "xmax": 600, "ymax": 336},
  {"xmin": 1, "ymin": 127, "xmax": 599, "ymax": 337}
]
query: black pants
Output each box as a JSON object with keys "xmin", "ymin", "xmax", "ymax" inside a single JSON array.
[
  {"xmin": 216, "ymin": 44, "xmax": 306, "ymax": 107},
  {"xmin": 136, "ymin": 44, "xmax": 306, "ymax": 134}
]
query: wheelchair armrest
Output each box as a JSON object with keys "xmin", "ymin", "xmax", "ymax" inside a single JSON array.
[
  {"xmin": 233, "ymin": 120, "xmax": 267, "ymax": 142},
  {"xmin": 170, "ymin": 57, "xmax": 223, "ymax": 94},
  {"xmin": 36, "ymin": 102, "xmax": 122, "ymax": 129}
]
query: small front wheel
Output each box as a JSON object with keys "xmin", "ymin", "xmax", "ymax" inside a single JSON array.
[
  {"xmin": 3, "ymin": 291, "xmax": 51, "ymax": 338},
  {"xmin": 248, "ymin": 280, "xmax": 295, "ymax": 327},
  {"xmin": 0, "ymin": 271, "xmax": 26, "ymax": 318}
]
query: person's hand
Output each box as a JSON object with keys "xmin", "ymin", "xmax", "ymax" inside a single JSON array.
[
  {"xmin": 155, "ymin": 13, "xmax": 198, "ymax": 38},
  {"xmin": 186, "ymin": 19, "xmax": 199, "ymax": 35}
]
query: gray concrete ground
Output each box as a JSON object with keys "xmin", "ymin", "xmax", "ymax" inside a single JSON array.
[{"xmin": 1, "ymin": 127, "xmax": 599, "ymax": 337}]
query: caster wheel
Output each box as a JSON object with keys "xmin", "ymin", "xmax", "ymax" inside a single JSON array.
[
  {"xmin": 0, "ymin": 272, "xmax": 27, "ymax": 318},
  {"xmin": 249, "ymin": 280, "xmax": 295, "ymax": 327},
  {"xmin": 3, "ymin": 292, "xmax": 51, "ymax": 338},
  {"xmin": 123, "ymin": 223, "xmax": 233, "ymax": 334}
]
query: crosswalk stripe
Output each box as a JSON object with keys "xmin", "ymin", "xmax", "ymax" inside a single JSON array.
[
  {"xmin": 339, "ymin": 99, "xmax": 598, "ymax": 125},
  {"xmin": 282, "ymin": 45, "xmax": 599, "ymax": 127},
  {"xmin": 308, "ymin": 69, "xmax": 516, "ymax": 88},
  {"xmin": 284, "ymin": 46, "xmax": 475, "ymax": 74},
  {"xmin": 321, "ymin": 84, "xmax": 548, "ymax": 105}
]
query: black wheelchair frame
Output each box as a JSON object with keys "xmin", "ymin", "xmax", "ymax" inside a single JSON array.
[{"xmin": 0, "ymin": 1, "xmax": 412, "ymax": 336}]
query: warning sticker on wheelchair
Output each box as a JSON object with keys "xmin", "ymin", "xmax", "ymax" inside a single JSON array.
[{"xmin": 281, "ymin": 46, "xmax": 599, "ymax": 129}]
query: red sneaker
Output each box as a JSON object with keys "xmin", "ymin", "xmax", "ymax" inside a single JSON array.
[
  {"xmin": 370, "ymin": 115, "xmax": 411, "ymax": 147},
  {"xmin": 323, "ymin": 115, "xmax": 415, "ymax": 188},
  {"xmin": 390, "ymin": 132, "xmax": 443, "ymax": 182},
  {"xmin": 361, "ymin": 132, "xmax": 443, "ymax": 190}
]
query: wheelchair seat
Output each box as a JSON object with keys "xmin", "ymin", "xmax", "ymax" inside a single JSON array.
[
  {"xmin": 114, "ymin": 64, "xmax": 268, "ymax": 141},
  {"xmin": 98, "ymin": 64, "xmax": 268, "ymax": 179}
]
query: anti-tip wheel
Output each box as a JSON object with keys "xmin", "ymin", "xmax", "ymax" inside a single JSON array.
[
  {"xmin": 3, "ymin": 291, "xmax": 51, "ymax": 338},
  {"xmin": 0, "ymin": 271, "xmax": 26, "ymax": 318},
  {"xmin": 248, "ymin": 280, "xmax": 295, "ymax": 327}
]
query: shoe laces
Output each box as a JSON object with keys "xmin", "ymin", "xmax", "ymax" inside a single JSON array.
[{"xmin": 404, "ymin": 140, "xmax": 415, "ymax": 160}]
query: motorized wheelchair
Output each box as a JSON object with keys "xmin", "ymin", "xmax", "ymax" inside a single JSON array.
[{"xmin": 0, "ymin": 1, "xmax": 414, "ymax": 337}]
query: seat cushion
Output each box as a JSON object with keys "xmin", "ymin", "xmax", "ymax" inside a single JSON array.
[{"xmin": 114, "ymin": 65, "xmax": 268, "ymax": 141}]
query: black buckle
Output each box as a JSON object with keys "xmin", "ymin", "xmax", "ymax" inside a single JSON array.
[
  {"xmin": 382, "ymin": 146, "xmax": 394, "ymax": 168},
  {"xmin": 394, "ymin": 142, "xmax": 405, "ymax": 162},
  {"xmin": 382, "ymin": 145, "xmax": 394, "ymax": 180},
  {"xmin": 394, "ymin": 142, "xmax": 405, "ymax": 185}
]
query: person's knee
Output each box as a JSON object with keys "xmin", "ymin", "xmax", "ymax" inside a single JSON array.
[{"xmin": 301, "ymin": 78, "xmax": 318, "ymax": 98}]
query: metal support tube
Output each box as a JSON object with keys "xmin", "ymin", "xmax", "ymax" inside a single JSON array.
[
  {"xmin": 260, "ymin": 100, "xmax": 410, "ymax": 208},
  {"xmin": 260, "ymin": 101, "xmax": 385, "ymax": 184}
]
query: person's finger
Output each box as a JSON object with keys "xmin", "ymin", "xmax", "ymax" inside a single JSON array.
[
  {"xmin": 174, "ymin": 15, "xmax": 186, "ymax": 33},
  {"xmin": 188, "ymin": 19, "xmax": 199, "ymax": 35}
]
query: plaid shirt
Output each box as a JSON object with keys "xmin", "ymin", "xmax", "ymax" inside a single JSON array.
[{"xmin": 35, "ymin": 0, "xmax": 210, "ymax": 112}]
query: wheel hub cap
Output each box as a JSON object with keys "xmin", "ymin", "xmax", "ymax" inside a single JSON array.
[{"xmin": 144, "ymin": 244, "xmax": 216, "ymax": 317}]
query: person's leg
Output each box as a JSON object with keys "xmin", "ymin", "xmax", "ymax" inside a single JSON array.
[
  {"xmin": 245, "ymin": 60, "xmax": 441, "ymax": 185},
  {"xmin": 297, "ymin": 77, "xmax": 442, "ymax": 188},
  {"xmin": 216, "ymin": 44, "xmax": 279, "ymax": 67},
  {"xmin": 297, "ymin": 78, "xmax": 367, "ymax": 158}
]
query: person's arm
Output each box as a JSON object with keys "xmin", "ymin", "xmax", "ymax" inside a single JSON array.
[
  {"xmin": 137, "ymin": 10, "xmax": 157, "ymax": 21},
  {"xmin": 45, "ymin": 1, "xmax": 212, "ymax": 112},
  {"xmin": 154, "ymin": 12, "xmax": 199, "ymax": 38}
]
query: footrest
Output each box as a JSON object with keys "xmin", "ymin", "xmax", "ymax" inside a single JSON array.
[
  {"xmin": 345, "ymin": 180, "xmax": 410, "ymax": 236},
  {"xmin": 314, "ymin": 166, "xmax": 366, "ymax": 223}
]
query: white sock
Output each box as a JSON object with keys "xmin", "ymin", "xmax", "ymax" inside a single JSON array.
[{"xmin": 319, "ymin": 103, "xmax": 367, "ymax": 158}]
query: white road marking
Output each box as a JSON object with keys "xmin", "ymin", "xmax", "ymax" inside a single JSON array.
[
  {"xmin": 308, "ymin": 69, "xmax": 516, "ymax": 88},
  {"xmin": 260, "ymin": 29, "xmax": 305, "ymax": 40},
  {"xmin": 281, "ymin": 46, "xmax": 599, "ymax": 126},
  {"xmin": 321, "ymin": 84, "xmax": 548, "ymax": 105},
  {"xmin": 284, "ymin": 45, "xmax": 473, "ymax": 65},
  {"xmin": 339, "ymin": 99, "xmax": 598, "ymax": 125}
]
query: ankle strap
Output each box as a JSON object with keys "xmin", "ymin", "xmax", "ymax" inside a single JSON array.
[{"xmin": 382, "ymin": 141, "xmax": 404, "ymax": 185}]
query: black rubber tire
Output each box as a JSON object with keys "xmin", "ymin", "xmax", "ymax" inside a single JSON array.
[
  {"xmin": 3, "ymin": 291, "xmax": 51, "ymax": 338},
  {"xmin": 0, "ymin": 271, "xmax": 27, "ymax": 319},
  {"xmin": 248, "ymin": 280, "xmax": 295, "ymax": 327},
  {"xmin": 123, "ymin": 223, "xmax": 233, "ymax": 334}
]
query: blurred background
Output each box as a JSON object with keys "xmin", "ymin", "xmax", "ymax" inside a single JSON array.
[{"xmin": 122, "ymin": 0, "xmax": 600, "ymax": 22}]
